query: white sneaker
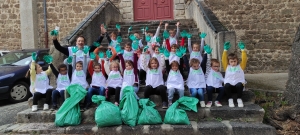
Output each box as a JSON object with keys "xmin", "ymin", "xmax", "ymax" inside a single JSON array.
[
  {"xmin": 206, "ymin": 101, "xmax": 212, "ymax": 108},
  {"xmin": 43, "ymin": 104, "xmax": 49, "ymax": 110},
  {"xmin": 214, "ymin": 101, "xmax": 222, "ymax": 107},
  {"xmin": 200, "ymin": 101, "xmax": 205, "ymax": 108},
  {"xmin": 237, "ymin": 98, "xmax": 244, "ymax": 107},
  {"xmin": 228, "ymin": 98, "xmax": 235, "ymax": 107},
  {"xmin": 32, "ymin": 105, "xmax": 38, "ymax": 112}
]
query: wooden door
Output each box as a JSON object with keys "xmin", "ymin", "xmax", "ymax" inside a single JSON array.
[{"xmin": 134, "ymin": 0, "xmax": 173, "ymax": 21}]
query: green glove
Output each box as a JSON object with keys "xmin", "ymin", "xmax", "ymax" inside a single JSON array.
[
  {"xmin": 132, "ymin": 41, "xmax": 139, "ymax": 51},
  {"xmin": 141, "ymin": 27, "xmax": 145, "ymax": 33},
  {"xmin": 128, "ymin": 26, "xmax": 132, "ymax": 33},
  {"xmin": 204, "ymin": 45, "xmax": 212, "ymax": 54},
  {"xmin": 102, "ymin": 23, "xmax": 107, "ymax": 29},
  {"xmin": 179, "ymin": 46, "xmax": 186, "ymax": 55},
  {"xmin": 67, "ymin": 56, "xmax": 73, "ymax": 64},
  {"xmin": 186, "ymin": 33, "xmax": 192, "ymax": 38},
  {"xmin": 156, "ymin": 37, "xmax": 161, "ymax": 43},
  {"xmin": 115, "ymin": 44, "xmax": 123, "ymax": 54},
  {"xmin": 176, "ymin": 49, "xmax": 183, "ymax": 58},
  {"xmin": 200, "ymin": 32, "xmax": 207, "ymax": 38},
  {"xmin": 93, "ymin": 42, "xmax": 100, "ymax": 47},
  {"xmin": 32, "ymin": 52, "xmax": 37, "ymax": 61},
  {"xmin": 163, "ymin": 30, "xmax": 170, "ymax": 39},
  {"xmin": 106, "ymin": 50, "xmax": 112, "ymax": 59},
  {"xmin": 99, "ymin": 52, "xmax": 105, "ymax": 59},
  {"xmin": 180, "ymin": 30, "xmax": 188, "ymax": 38},
  {"xmin": 238, "ymin": 41, "xmax": 245, "ymax": 50},
  {"xmin": 159, "ymin": 46, "xmax": 165, "ymax": 54},
  {"xmin": 50, "ymin": 30, "xmax": 58, "ymax": 36},
  {"xmin": 224, "ymin": 41, "xmax": 231, "ymax": 51},
  {"xmin": 145, "ymin": 26, "xmax": 149, "ymax": 31},
  {"xmin": 72, "ymin": 46, "xmax": 79, "ymax": 54},
  {"xmin": 145, "ymin": 35, "xmax": 151, "ymax": 42},
  {"xmin": 116, "ymin": 24, "xmax": 121, "ymax": 30},
  {"xmin": 83, "ymin": 46, "xmax": 90, "ymax": 54},
  {"xmin": 90, "ymin": 52, "xmax": 96, "ymax": 60},
  {"xmin": 43, "ymin": 55, "xmax": 53, "ymax": 64},
  {"xmin": 163, "ymin": 49, "xmax": 170, "ymax": 58},
  {"xmin": 129, "ymin": 34, "xmax": 137, "ymax": 41},
  {"xmin": 143, "ymin": 46, "xmax": 149, "ymax": 53},
  {"xmin": 117, "ymin": 36, "xmax": 122, "ymax": 43}
]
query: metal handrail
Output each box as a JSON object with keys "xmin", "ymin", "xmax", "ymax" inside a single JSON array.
[
  {"xmin": 66, "ymin": 0, "xmax": 119, "ymax": 45},
  {"xmin": 195, "ymin": 0, "xmax": 217, "ymax": 32}
]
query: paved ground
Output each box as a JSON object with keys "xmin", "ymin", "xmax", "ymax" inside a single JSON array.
[
  {"xmin": 245, "ymin": 73, "xmax": 288, "ymax": 91},
  {"xmin": 0, "ymin": 100, "xmax": 27, "ymax": 126}
]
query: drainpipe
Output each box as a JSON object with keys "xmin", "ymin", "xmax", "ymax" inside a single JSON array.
[{"xmin": 43, "ymin": 0, "xmax": 48, "ymax": 48}]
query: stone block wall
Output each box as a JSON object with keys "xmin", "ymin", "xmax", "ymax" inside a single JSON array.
[
  {"xmin": 204, "ymin": 0, "xmax": 298, "ymax": 73},
  {"xmin": 0, "ymin": 0, "xmax": 21, "ymax": 50}
]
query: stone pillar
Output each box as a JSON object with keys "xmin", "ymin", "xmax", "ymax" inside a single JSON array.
[
  {"xmin": 174, "ymin": 0, "xmax": 186, "ymax": 19},
  {"xmin": 19, "ymin": 0, "xmax": 39, "ymax": 49},
  {"xmin": 217, "ymin": 31, "xmax": 236, "ymax": 71}
]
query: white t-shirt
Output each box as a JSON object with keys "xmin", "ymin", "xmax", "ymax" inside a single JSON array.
[
  {"xmin": 123, "ymin": 50, "xmax": 134, "ymax": 62},
  {"xmin": 206, "ymin": 70, "xmax": 224, "ymax": 88},
  {"xmin": 106, "ymin": 70, "xmax": 123, "ymax": 88},
  {"xmin": 90, "ymin": 71, "xmax": 106, "ymax": 87},
  {"xmin": 34, "ymin": 72, "xmax": 53, "ymax": 94},
  {"xmin": 146, "ymin": 69, "xmax": 164, "ymax": 88},
  {"xmin": 121, "ymin": 69, "xmax": 135, "ymax": 89},
  {"xmin": 187, "ymin": 67, "xmax": 206, "ymax": 88},
  {"xmin": 224, "ymin": 65, "xmax": 245, "ymax": 85},
  {"xmin": 166, "ymin": 70, "xmax": 184, "ymax": 90},
  {"xmin": 56, "ymin": 74, "xmax": 70, "ymax": 91},
  {"xmin": 71, "ymin": 70, "xmax": 89, "ymax": 88},
  {"xmin": 190, "ymin": 51, "xmax": 202, "ymax": 63}
]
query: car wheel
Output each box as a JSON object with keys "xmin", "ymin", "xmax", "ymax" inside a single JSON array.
[{"xmin": 8, "ymin": 81, "xmax": 31, "ymax": 103}]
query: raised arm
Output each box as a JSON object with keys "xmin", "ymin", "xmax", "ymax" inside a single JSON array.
[
  {"xmin": 200, "ymin": 39, "xmax": 205, "ymax": 55},
  {"xmin": 188, "ymin": 38, "xmax": 192, "ymax": 53},
  {"xmin": 201, "ymin": 53, "xmax": 207, "ymax": 74},
  {"xmin": 72, "ymin": 54, "xmax": 76, "ymax": 72},
  {"xmin": 30, "ymin": 61, "xmax": 36, "ymax": 82},
  {"xmin": 53, "ymin": 38, "xmax": 69, "ymax": 56},
  {"xmin": 141, "ymin": 54, "xmax": 149, "ymax": 71},
  {"xmin": 205, "ymin": 54, "xmax": 211, "ymax": 79},
  {"xmin": 222, "ymin": 50, "xmax": 228, "ymax": 71},
  {"xmin": 240, "ymin": 50, "xmax": 247, "ymax": 70},
  {"xmin": 83, "ymin": 55, "xmax": 87, "ymax": 74},
  {"xmin": 49, "ymin": 64, "xmax": 59, "ymax": 78},
  {"xmin": 68, "ymin": 64, "xmax": 72, "ymax": 79},
  {"xmin": 154, "ymin": 21, "xmax": 162, "ymax": 37},
  {"xmin": 88, "ymin": 60, "xmax": 94, "ymax": 76},
  {"xmin": 175, "ymin": 22, "xmax": 180, "ymax": 39},
  {"xmin": 45, "ymin": 65, "xmax": 52, "ymax": 76}
]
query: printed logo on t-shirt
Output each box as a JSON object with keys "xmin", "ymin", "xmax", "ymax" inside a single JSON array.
[
  {"xmin": 191, "ymin": 52, "xmax": 200, "ymax": 57},
  {"xmin": 170, "ymin": 71, "xmax": 178, "ymax": 76},
  {"xmin": 125, "ymin": 70, "xmax": 133, "ymax": 75},
  {"xmin": 108, "ymin": 74, "xmax": 121, "ymax": 79},
  {"xmin": 212, "ymin": 72, "xmax": 222, "ymax": 79},
  {"xmin": 229, "ymin": 67, "xmax": 240, "ymax": 72},
  {"xmin": 95, "ymin": 72, "xmax": 102, "ymax": 76},
  {"xmin": 192, "ymin": 69, "xmax": 202, "ymax": 75},
  {"xmin": 37, "ymin": 76, "xmax": 47, "ymax": 81},
  {"xmin": 59, "ymin": 76, "xmax": 69, "ymax": 82},
  {"xmin": 124, "ymin": 53, "xmax": 133, "ymax": 57},
  {"xmin": 76, "ymin": 71, "xmax": 84, "ymax": 77},
  {"xmin": 149, "ymin": 69, "xmax": 159, "ymax": 74}
]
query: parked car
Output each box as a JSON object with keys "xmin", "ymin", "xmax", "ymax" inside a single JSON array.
[
  {"xmin": 0, "ymin": 50, "xmax": 10, "ymax": 57},
  {"xmin": 0, "ymin": 49, "xmax": 49, "ymax": 103}
]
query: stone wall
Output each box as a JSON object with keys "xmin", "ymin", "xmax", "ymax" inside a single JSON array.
[
  {"xmin": 0, "ymin": 0, "xmax": 21, "ymax": 50},
  {"xmin": 204, "ymin": 0, "xmax": 298, "ymax": 73}
]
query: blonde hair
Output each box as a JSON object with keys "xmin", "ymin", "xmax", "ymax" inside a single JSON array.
[
  {"xmin": 189, "ymin": 58, "xmax": 200, "ymax": 67},
  {"xmin": 148, "ymin": 57, "xmax": 159, "ymax": 69},
  {"xmin": 25, "ymin": 63, "xmax": 39, "ymax": 78},
  {"xmin": 211, "ymin": 59, "xmax": 220, "ymax": 67},
  {"xmin": 109, "ymin": 61, "xmax": 120, "ymax": 70}
]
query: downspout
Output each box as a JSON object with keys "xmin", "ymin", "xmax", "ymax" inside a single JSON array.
[{"xmin": 43, "ymin": 0, "xmax": 48, "ymax": 48}]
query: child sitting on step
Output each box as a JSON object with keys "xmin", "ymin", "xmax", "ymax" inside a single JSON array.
[
  {"xmin": 203, "ymin": 45, "xmax": 224, "ymax": 107},
  {"xmin": 222, "ymin": 41, "xmax": 247, "ymax": 108},
  {"xmin": 187, "ymin": 58, "xmax": 206, "ymax": 108},
  {"xmin": 119, "ymin": 60, "xmax": 139, "ymax": 100},
  {"xmin": 49, "ymin": 64, "xmax": 72, "ymax": 110},
  {"xmin": 166, "ymin": 61, "xmax": 184, "ymax": 107},
  {"xmin": 143, "ymin": 57, "xmax": 168, "ymax": 109},
  {"xmin": 27, "ymin": 53, "xmax": 53, "ymax": 112},
  {"xmin": 106, "ymin": 61, "xmax": 123, "ymax": 106}
]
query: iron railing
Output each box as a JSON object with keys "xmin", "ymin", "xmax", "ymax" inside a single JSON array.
[{"xmin": 195, "ymin": 0, "xmax": 217, "ymax": 33}]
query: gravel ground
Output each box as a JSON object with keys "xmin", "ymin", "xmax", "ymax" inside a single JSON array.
[{"xmin": 0, "ymin": 100, "xmax": 27, "ymax": 126}]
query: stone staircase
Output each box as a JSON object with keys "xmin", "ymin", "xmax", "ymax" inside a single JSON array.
[{"xmin": 0, "ymin": 20, "xmax": 276, "ymax": 135}]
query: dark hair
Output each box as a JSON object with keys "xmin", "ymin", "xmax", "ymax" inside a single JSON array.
[
  {"xmin": 125, "ymin": 42, "xmax": 131, "ymax": 47},
  {"xmin": 76, "ymin": 35, "xmax": 85, "ymax": 42},
  {"xmin": 76, "ymin": 61, "xmax": 83, "ymax": 66},
  {"xmin": 110, "ymin": 31, "xmax": 117, "ymax": 37},
  {"xmin": 125, "ymin": 60, "xmax": 133, "ymax": 66},
  {"xmin": 170, "ymin": 61, "xmax": 179, "ymax": 67},
  {"xmin": 57, "ymin": 64, "xmax": 67, "ymax": 72},
  {"xmin": 153, "ymin": 46, "xmax": 159, "ymax": 51},
  {"xmin": 148, "ymin": 57, "xmax": 159, "ymax": 69},
  {"xmin": 228, "ymin": 53, "xmax": 238, "ymax": 61},
  {"xmin": 211, "ymin": 59, "xmax": 220, "ymax": 66},
  {"xmin": 189, "ymin": 58, "xmax": 200, "ymax": 67},
  {"xmin": 171, "ymin": 44, "xmax": 179, "ymax": 49}
]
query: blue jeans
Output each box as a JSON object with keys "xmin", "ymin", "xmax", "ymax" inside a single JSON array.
[
  {"xmin": 206, "ymin": 86, "xmax": 225, "ymax": 102},
  {"xmin": 119, "ymin": 86, "xmax": 139, "ymax": 100},
  {"xmin": 85, "ymin": 86, "xmax": 105, "ymax": 108},
  {"xmin": 52, "ymin": 90, "xmax": 65, "ymax": 106},
  {"xmin": 189, "ymin": 88, "xmax": 204, "ymax": 101},
  {"xmin": 168, "ymin": 88, "xmax": 184, "ymax": 101}
]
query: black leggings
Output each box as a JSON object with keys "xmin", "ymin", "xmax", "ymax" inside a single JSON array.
[
  {"xmin": 139, "ymin": 69, "xmax": 146, "ymax": 81},
  {"xmin": 144, "ymin": 85, "xmax": 167, "ymax": 103},
  {"xmin": 224, "ymin": 83, "xmax": 244, "ymax": 99},
  {"xmin": 107, "ymin": 87, "xmax": 121, "ymax": 103},
  {"xmin": 33, "ymin": 89, "xmax": 53, "ymax": 105}
]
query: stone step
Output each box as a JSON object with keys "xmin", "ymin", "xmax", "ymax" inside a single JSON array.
[
  {"xmin": 99, "ymin": 38, "xmax": 202, "ymax": 45},
  {"xmin": 1, "ymin": 121, "xmax": 276, "ymax": 135},
  {"xmin": 109, "ymin": 19, "xmax": 195, "ymax": 25}
]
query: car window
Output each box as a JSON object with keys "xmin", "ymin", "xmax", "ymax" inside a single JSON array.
[{"xmin": 37, "ymin": 51, "xmax": 49, "ymax": 62}]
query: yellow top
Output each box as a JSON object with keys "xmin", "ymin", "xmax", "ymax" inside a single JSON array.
[
  {"xmin": 222, "ymin": 50, "xmax": 247, "ymax": 70},
  {"xmin": 30, "ymin": 61, "xmax": 52, "ymax": 90}
]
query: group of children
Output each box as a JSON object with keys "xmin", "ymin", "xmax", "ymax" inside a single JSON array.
[{"xmin": 29, "ymin": 21, "xmax": 247, "ymax": 112}]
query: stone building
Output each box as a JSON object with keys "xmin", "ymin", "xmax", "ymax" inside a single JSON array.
[{"xmin": 0, "ymin": 0, "xmax": 297, "ymax": 72}]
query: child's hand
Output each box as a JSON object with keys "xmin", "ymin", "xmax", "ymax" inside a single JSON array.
[
  {"xmin": 204, "ymin": 45, "xmax": 212, "ymax": 54},
  {"xmin": 163, "ymin": 30, "xmax": 170, "ymax": 39},
  {"xmin": 106, "ymin": 50, "xmax": 112, "ymax": 58},
  {"xmin": 163, "ymin": 49, "xmax": 170, "ymax": 58},
  {"xmin": 143, "ymin": 46, "xmax": 149, "ymax": 53},
  {"xmin": 186, "ymin": 33, "xmax": 192, "ymax": 39},
  {"xmin": 90, "ymin": 52, "xmax": 96, "ymax": 60},
  {"xmin": 176, "ymin": 22, "xmax": 180, "ymax": 27},
  {"xmin": 156, "ymin": 37, "xmax": 161, "ymax": 43},
  {"xmin": 67, "ymin": 56, "xmax": 73, "ymax": 64},
  {"xmin": 224, "ymin": 41, "xmax": 231, "ymax": 51},
  {"xmin": 176, "ymin": 49, "xmax": 183, "ymax": 58},
  {"xmin": 43, "ymin": 55, "xmax": 53, "ymax": 64},
  {"xmin": 145, "ymin": 35, "xmax": 151, "ymax": 42},
  {"xmin": 116, "ymin": 24, "xmax": 121, "ymax": 31},
  {"xmin": 159, "ymin": 21, "xmax": 163, "ymax": 26},
  {"xmin": 99, "ymin": 52, "xmax": 105, "ymax": 58},
  {"xmin": 93, "ymin": 42, "xmax": 100, "ymax": 47},
  {"xmin": 179, "ymin": 46, "xmax": 186, "ymax": 55},
  {"xmin": 238, "ymin": 41, "xmax": 245, "ymax": 50},
  {"xmin": 50, "ymin": 30, "xmax": 59, "ymax": 36},
  {"xmin": 159, "ymin": 46, "xmax": 165, "ymax": 54},
  {"xmin": 115, "ymin": 44, "xmax": 123, "ymax": 54},
  {"xmin": 101, "ymin": 24, "xmax": 107, "ymax": 33},
  {"xmin": 117, "ymin": 36, "xmax": 122, "ymax": 43},
  {"xmin": 129, "ymin": 34, "xmax": 137, "ymax": 41},
  {"xmin": 132, "ymin": 41, "xmax": 139, "ymax": 51},
  {"xmin": 72, "ymin": 46, "xmax": 79, "ymax": 54},
  {"xmin": 180, "ymin": 30, "xmax": 187, "ymax": 38},
  {"xmin": 200, "ymin": 32, "xmax": 207, "ymax": 39},
  {"xmin": 165, "ymin": 23, "xmax": 169, "ymax": 29},
  {"xmin": 83, "ymin": 46, "xmax": 90, "ymax": 54},
  {"xmin": 32, "ymin": 52, "xmax": 37, "ymax": 61}
]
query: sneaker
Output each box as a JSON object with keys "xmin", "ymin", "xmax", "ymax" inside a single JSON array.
[
  {"xmin": 114, "ymin": 102, "xmax": 119, "ymax": 106},
  {"xmin": 237, "ymin": 98, "xmax": 244, "ymax": 107},
  {"xmin": 200, "ymin": 101, "xmax": 205, "ymax": 108},
  {"xmin": 32, "ymin": 105, "xmax": 38, "ymax": 112},
  {"xmin": 206, "ymin": 101, "xmax": 212, "ymax": 108},
  {"xmin": 162, "ymin": 102, "xmax": 168, "ymax": 109},
  {"xmin": 228, "ymin": 98, "xmax": 235, "ymax": 107},
  {"xmin": 214, "ymin": 101, "xmax": 222, "ymax": 107},
  {"xmin": 50, "ymin": 105, "xmax": 58, "ymax": 111},
  {"xmin": 43, "ymin": 104, "xmax": 49, "ymax": 110}
]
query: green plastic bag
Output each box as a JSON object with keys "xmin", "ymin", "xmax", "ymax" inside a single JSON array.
[
  {"xmin": 119, "ymin": 86, "xmax": 139, "ymax": 127},
  {"xmin": 55, "ymin": 84, "xmax": 87, "ymax": 126},
  {"xmin": 92, "ymin": 95, "xmax": 122, "ymax": 127},
  {"xmin": 164, "ymin": 96, "xmax": 199, "ymax": 125},
  {"xmin": 137, "ymin": 99, "xmax": 162, "ymax": 125}
]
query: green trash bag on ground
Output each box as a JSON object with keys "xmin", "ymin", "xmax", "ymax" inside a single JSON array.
[
  {"xmin": 119, "ymin": 86, "xmax": 139, "ymax": 127},
  {"xmin": 92, "ymin": 95, "xmax": 122, "ymax": 127},
  {"xmin": 55, "ymin": 84, "xmax": 87, "ymax": 126},
  {"xmin": 137, "ymin": 98, "xmax": 162, "ymax": 125},
  {"xmin": 164, "ymin": 96, "xmax": 199, "ymax": 125}
]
